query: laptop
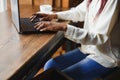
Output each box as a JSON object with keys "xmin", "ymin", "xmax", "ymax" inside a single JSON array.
[{"xmin": 10, "ymin": 0, "xmax": 52, "ymax": 34}]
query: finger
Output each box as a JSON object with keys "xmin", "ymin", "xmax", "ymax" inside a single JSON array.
[
  {"xmin": 29, "ymin": 14, "xmax": 37, "ymax": 19},
  {"xmin": 34, "ymin": 22, "xmax": 39, "ymax": 25},
  {"xmin": 40, "ymin": 27, "xmax": 47, "ymax": 31},
  {"xmin": 29, "ymin": 15, "xmax": 33, "ymax": 19},
  {"xmin": 30, "ymin": 16, "xmax": 36, "ymax": 22},
  {"xmin": 40, "ymin": 25, "xmax": 53, "ymax": 31},
  {"xmin": 34, "ymin": 22, "xmax": 42, "ymax": 28},
  {"xmin": 30, "ymin": 13, "xmax": 40, "ymax": 21},
  {"xmin": 36, "ymin": 23, "xmax": 45, "ymax": 30},
  {"xmin": 40, "ymin": 17, "xmax": 47, "ymax": 21}
]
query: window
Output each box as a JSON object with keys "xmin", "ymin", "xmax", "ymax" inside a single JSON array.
[{"xmin": 0, "ymin": 0, "xmax": 7, "ymax": 12}]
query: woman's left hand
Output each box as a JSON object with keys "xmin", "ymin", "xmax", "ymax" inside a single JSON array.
[{"xmin": 34, "ymin": 21, "xmax": 67, "ymax": 31}]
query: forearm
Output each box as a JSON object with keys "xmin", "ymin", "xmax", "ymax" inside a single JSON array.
[{"xmin": 50, "ymin": 13, "xmax": 58, "ymax": 19}]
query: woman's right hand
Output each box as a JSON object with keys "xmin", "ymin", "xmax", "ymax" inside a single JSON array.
[{"xmin": 30, "ymin": 13, "xmax": 58, "ymax": 22}]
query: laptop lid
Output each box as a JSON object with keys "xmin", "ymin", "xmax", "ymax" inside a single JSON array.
[
  {"xmin": 10, "ymin": 0, "xmax": 40, "ymax": 34},
  {"xmin": 10, "ymin": 0, "xmax": 21, "ymax": 33}
]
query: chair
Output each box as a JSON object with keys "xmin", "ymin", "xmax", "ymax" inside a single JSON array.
[
  {"xmin": 33, "ymin": 68, "xmax": 73, "ymax": 80},
  {"xmin": 96, "ymin": 68, "xmax": 120, "ymax": 80},
  {"xmin": 52, "ymin": 0, "xmax": 62, "ymax": 11},
  {"xmin": 31, "ymin": 0, "xmax": 34, "ymax": 5}
]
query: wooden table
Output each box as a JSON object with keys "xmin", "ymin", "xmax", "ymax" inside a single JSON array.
[{"xmin": 0, "ymin": 4, "xmax": 65, "ymax": 80}]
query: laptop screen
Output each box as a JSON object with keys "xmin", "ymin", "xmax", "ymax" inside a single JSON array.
[{"xmin": 10, "ymin": 0, "xmax": 20, "ymax": 32}]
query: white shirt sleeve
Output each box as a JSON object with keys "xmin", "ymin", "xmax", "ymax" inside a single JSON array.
[
  {"xmin": 56, "ymin": 0, "xmax": 87, "ymax": 22},
  {"xmin": 65, "ymin": 24, "xmax": 108, "ymax": 45}
]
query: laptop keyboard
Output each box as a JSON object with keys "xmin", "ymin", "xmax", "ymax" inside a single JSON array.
[
  {"xmin": 20, "ymin": 18, "xmax": 56, "ymax": 33},
  {"xmin": 20, "ymin": 18, "xmax": 37, "ymax": 31}
]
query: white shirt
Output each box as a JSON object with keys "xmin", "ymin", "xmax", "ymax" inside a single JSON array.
[{"xmin": 56, "ymin": 0, "xmax": 120, "ymax": 68}]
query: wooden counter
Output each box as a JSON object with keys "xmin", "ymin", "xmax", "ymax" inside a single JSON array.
[{"xmin": 0, "ymin": 4, "xmax": 65, "ymax": 80}]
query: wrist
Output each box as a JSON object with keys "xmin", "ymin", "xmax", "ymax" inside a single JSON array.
[
  {"xmin": 51, "ymin": 14, "xmax": 58, "ymax": 19},
  {"xmin": 62, "ymin": 23, "xmax": 67, "ymax": 31}
]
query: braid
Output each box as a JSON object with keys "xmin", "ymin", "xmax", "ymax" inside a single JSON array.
[
  {"xmin": 97, "ymin": 0, "xmax": 108, "ymax": 16},
  {"xmin": 87, "ymin": 0, "xmax": 92, "ymax": 8}
]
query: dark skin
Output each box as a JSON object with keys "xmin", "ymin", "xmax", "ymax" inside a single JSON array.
[{"xmin": 30, "ymin": 13, "xmax": 67, "ymax": 31}]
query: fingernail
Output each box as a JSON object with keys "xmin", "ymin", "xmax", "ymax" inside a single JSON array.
[{"xmin": 40, "ymin": 29, "xmax": 44, "ymax": 31}]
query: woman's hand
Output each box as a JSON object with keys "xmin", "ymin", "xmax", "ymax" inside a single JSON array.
[
  {"xmin": 30, "ymin": 13, "xmax": 57, "ymax": 22},
  {"xmin": 34, "ymin": 21, "xmax": 67, "ymax": 31}
]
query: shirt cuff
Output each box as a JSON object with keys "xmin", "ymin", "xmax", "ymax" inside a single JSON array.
[{"xmin": 64, "ymin": 24, "xmax": 75, "ymax": 38}]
